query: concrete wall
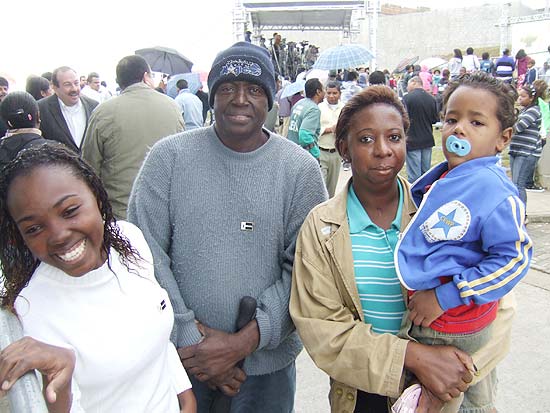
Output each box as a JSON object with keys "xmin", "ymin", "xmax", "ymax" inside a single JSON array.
[
  {"xmin": 254, "ymin": 2, "xmax": 541, "ymax": 72},
  {"xmin": 373, "ymin": 4, "xmax": 503, "ymax": 71}
]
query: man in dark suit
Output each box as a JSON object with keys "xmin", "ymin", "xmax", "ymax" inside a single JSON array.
[{"xmin": 38, "ymin": 66, "xmax": 98, "ymax": 152}]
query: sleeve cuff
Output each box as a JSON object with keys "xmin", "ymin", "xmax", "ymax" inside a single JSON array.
[
  {"xmin": 434, "ymin": 281, "xmax": 465, "ymax": 311},
  {"xmin": 255, "ymin": 308, "xmax": 272, "ymax": 350},
  {"xmin": 172, "ymin": 316, "xmax": 203, "ymax": 348}
]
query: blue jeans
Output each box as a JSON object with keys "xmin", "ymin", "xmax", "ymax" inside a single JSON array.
[
  {"xmin": 400, "ymin": 320, "xmax": 497, "ymax": 413},
  {"xmin": 190, "ymin": 362, "xmax": 296, "ymax": 413},
  {"xmin": 406, "ymin": 147, "xmax": 433, "ymax": 183},
  {"xmin": 510, "ymin": 153, "xmax": 538, "ymax": 206}
]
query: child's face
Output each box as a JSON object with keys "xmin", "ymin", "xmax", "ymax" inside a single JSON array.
[
  {"xmin": 517, "ymin": 89, "xmax": 533, "ymax": 108},
  {"xmin": 442, "ymin": 86, "xmax": 512, "ymax": 170},
  {"xmin": 7, "ymin": 165, "xmax": 106, "ymax": 277}
]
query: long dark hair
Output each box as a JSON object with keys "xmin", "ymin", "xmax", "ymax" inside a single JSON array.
[{"xmin": 0, "ymin": 142, "xmax": 141, "ymax": 310}]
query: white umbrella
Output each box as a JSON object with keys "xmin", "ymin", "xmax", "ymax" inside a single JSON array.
[
  {"xmin": 305, "ymin": 69, "xmax": 329, "ymax": 83},
  {"xmin": 419, "ymin": 57, "xmax": 447, "ymax": 70},
  {"xmin": 280, "ymin": 79, "xmax": 306, "ymax": 99}
]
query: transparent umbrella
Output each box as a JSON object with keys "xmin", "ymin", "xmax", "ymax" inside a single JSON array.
[
  {"xmin": 393, "ymin": 56, "xmax": 419, "ymax": 73},
  {"xmin": 312, "ymin": 44, "xmax": 374, "ymax": 71},
  {"xmin": 166, "ymin": 73, "xmax": 202, "ymax": 98},
  {"xmin": 419, "ymin": 57, "xmax": 447, "ymax": 70},
  {"xmin": 280, "ymin": 79, "xmax": 306, "ymax": 99}
]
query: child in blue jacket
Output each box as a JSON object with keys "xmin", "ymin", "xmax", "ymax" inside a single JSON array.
[{"xmin": 395, "ymin": 71, "xmax": 532, "ymax": 412}]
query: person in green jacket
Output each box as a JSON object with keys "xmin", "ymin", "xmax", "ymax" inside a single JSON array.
[{"xmin": 287, "ymin": 78, "xmax": 325, "ymax": 159}]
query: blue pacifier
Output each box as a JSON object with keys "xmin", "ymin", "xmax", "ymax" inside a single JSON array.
[{"xmin": 446, "ymin": 135, "xmax": 471, "ymax": 157}]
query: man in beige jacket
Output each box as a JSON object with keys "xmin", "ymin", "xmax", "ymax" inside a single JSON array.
[{"xmin": 82, "ymin": 55, "xmax": 184, "ymax": 219}]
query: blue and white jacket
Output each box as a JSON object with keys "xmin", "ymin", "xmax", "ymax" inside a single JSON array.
[{"xmin": 395, "ymin": 156, "xmax": 532, "ymax": 311}]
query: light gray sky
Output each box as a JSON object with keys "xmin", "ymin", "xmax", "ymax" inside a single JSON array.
[{"xmin": 3, "ymin": 0, "xmax": 546, "ymax": 89}]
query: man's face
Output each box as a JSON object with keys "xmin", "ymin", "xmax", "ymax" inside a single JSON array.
[
  {"xmin": 89, "ymin": 76, "xmax": 101, "ymax": 91},
  {"xmin": 325, "ymin": 87, "xmax": 340, "ymax": 105},
  {"xmin": 213, "ymin": 80, "xmax": 268, "ymax": 141},
  {"xmin": 0, "ymin": 84, "xmax": 8, "ymax": 102},
  {"xmin": 54, "ymin": 70, "xmax": 80, "ymax": 106}
]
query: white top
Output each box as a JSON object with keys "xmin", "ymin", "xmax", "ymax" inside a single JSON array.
[
  {"xmin": 462, "ymin": 54, "xmax": 480, "ymax": 72},
  {"xmin": 81, "ymin": 86, "xmax": 110, "ymax": 104},
  {"xmin": 318, "ymin": 100, "xmax": 344, "ymax": 149},
  {"xmin": 15, "ymin": 221, "xmax": 191, "ymax": 413},
  {"xmin": 58, "ymin": 97, "xmax": 87, "ymax": 148}
]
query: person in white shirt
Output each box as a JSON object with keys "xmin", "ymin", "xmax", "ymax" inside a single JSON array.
[
  {"xmin": 318, "ymin": 81, "xmax": 345, "ymax": 197},
  {"xmin": 341, "ymin": 71, "xmax": 363, "ymax": 104},
  {"xmin": 80, "ymin": 72, "xmax": 110, "ymax": 104},
  {"xmin": 0, "ymin": 142, "xmax": 196, "ymax": 413},
  {"xmin": 462, "ymin": 47, "xmax": 480, "ymax": 73}
]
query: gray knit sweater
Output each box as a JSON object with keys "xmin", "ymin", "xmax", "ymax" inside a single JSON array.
[{"xmin": 128, "ymin": 125, "xmax": 327, "ymax": 375}]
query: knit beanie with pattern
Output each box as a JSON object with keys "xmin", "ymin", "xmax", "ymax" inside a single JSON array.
[{"xmin": 207, "ymin": 42, "xmax": 276, "ymax": 110}]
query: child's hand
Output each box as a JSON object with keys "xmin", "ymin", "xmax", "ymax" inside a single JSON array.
[
  {"xmin": 416, "ymin": 385, "xmax": 446, "ymax": 413},
  {"xmin": 408, "ymin": 289, "xmax": 444, "ymax": 327}
]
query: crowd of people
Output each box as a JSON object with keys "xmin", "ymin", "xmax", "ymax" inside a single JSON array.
[{"xmin": 0, "ymin": 38, "xmax": 548, "ymax": 413}]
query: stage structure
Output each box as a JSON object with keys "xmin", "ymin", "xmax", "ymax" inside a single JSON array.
[{"xmin": 232, "ymin": 0, "xmax": 378, "ymax": 78}]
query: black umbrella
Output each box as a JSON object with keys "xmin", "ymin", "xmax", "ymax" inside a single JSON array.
[{"xmin": 135, "ymin": 46, "xmax": 193, "ymax": 75}]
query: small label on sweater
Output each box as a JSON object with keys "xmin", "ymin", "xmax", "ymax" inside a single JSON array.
[
  {"xmin": 321, "ymin": 226, "xmax": 331, "ymax": 235},
  {"xmin": 240, "ymin": 222, "xmax": 254, "ymax": 231}
]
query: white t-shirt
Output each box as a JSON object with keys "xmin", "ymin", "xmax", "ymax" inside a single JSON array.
[
  {"xmin": 462, "ymin": 54, "xmax": 480, "ymax": 72},
  {"xmin": 15, "ymin": 221, "xmax": 191, "ymax": 412}
]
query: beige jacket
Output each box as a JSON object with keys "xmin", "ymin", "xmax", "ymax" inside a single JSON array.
[{"xmin": 290, "ymin": 176, "xmax": 516, "ymax": 413}]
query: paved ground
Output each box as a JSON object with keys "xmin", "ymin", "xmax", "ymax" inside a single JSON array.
[{"xmin": 528, "ymin": 222, "xmax": 550, "ymax": 274}]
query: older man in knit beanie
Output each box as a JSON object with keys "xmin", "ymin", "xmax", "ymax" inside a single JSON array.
[{"xmin": 129, "ymin": 42, "xmax": 327, "ymax": 412}]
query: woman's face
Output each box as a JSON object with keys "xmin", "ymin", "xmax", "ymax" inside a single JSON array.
[
  {"xmin": 7, "ymin": 165, "xmax": 106, "ymax": 277},
  {"xmin": 338, "ymin": 103, "xmax": 406, "ymax": 188}
]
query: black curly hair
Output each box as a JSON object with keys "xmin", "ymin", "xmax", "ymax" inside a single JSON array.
[
  {"xmin": 442, "ymin": 71, "xmax": 517, "ymax": 130},
  {"xmin": 0, "ymin": 142, "xmax": 141, "ymax": 311},
  {"xmin": 519, "ymin": 81, "xmax": 547, "ymax": 108}
]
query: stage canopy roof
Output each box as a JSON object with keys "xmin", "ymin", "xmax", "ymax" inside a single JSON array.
[{"xmin": 243, "ymin": 0, "xmax": 364, "ymax": 31}]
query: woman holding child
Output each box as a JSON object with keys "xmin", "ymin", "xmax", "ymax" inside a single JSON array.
[{"xmin": 290, "ymin": 79, "xmax": 517, "ymax": 413}]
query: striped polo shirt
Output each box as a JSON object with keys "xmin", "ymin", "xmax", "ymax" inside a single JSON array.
[{"xmin": 347, "ymin": 183, "xmax": 406, "ymax": 335}]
